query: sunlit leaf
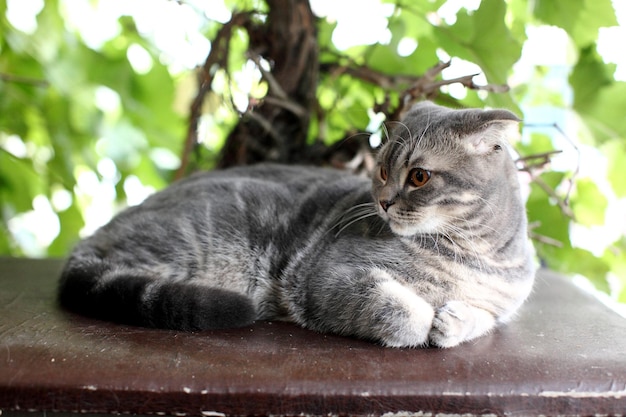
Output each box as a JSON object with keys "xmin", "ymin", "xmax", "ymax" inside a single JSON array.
[
  {"xmin": 570, "ymin": 47, "xmax": 614, "ymax": 112},
  {"xmin": 517, "ymin": 133, "xmax": 556, "ymax": 156},
  {"xmin": 562, "ymin": 248, "xmax": 610, "ymax": 293},
  {"xmin": 602, "ymin": 239, "xmax": 626, "ymax": 302},
  {"xmin": 533, "ymin": 0, "xmax": 617, "ymax": 47},
  {"xmin": 576, "ymin": 82, "xmax": 626, "ymax": 144},
  {"xmin": 0, "ymin": 225, "xmax": 12, "ymax": 254},
  {"xmin": 570, "ymin": 178, "xmax": 607, "ymax": 227},
  {"xmin": 570, "ymin": 47, "xmax": 626, "ymax": 144},
  {"xmin": 433, "ymin": 0, "xmax": 523, "ymax": 85},
  {"xmin": 48, "ymin": 202, "xmax": 84, "ymax": 257},
  {"xmin": 602, "ymin": 139, "xmax": 626, "ymax": 198},
  {"xmin": 97, "ymin": 120, "xmax": 148, "ymax": 170},
  {"xmin": 526, "ymin": 171, "xmax": 569, "ymax": 245}
]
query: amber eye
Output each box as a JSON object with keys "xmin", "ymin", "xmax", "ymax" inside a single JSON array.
[
  {"xmin": 407, "ymin": 168, "xmax": 431, "ymax": 187},
  {"xmin": 380, "ymin": 166, "xmax": 388, "ymax": 181}
]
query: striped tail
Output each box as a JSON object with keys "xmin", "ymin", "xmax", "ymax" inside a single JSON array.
[{"xmin": 58, "ymin": 254, "xmax": 256, "ymax": 330}]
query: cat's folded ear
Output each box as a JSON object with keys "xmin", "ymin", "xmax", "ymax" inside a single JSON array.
[{"xmin": 463, "ymin": 109, "xmax": 521, "ymax": 156}]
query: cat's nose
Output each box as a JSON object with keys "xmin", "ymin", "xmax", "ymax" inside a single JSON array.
[{"xmin": 379, "ymin": 199, "xmax": 395, "ymax": 212}]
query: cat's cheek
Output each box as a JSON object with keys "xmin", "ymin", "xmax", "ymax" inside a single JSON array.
[
  {"xmin": 388, "ymin": 221, "xmax": 419, "ymax": 237},
  {"xmin": 378, "ymin": 211, "xmax": 417, "ymax": 236}
]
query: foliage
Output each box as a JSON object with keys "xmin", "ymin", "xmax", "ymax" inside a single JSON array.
[{"xmin": 1, "ymin": 0, "xmax": 625, "ymax": 306}]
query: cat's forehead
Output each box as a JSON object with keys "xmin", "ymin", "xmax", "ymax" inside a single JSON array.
[
  {"xmin": 379, "ymin": 136, "xmax": 457, "ymax": 171},
  {"xmin": 379, "ymin": 117, "xmax": 464, "ymax": 167}
]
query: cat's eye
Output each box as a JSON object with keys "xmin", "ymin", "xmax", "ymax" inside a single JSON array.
[
  {"xmin": 380, "ymin": 166, "xmax": 388, "ymax": 181},
  {"xmin": 407, "ymin": 168, "xmax": 430, "ymax": 188}
]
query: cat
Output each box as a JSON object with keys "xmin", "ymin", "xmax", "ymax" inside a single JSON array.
[{"xmin": 58, "ymin": 101, "xmax": 536, "ymax": 348}]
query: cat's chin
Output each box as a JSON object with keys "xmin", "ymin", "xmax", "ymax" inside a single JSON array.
[{"xmin": 388, "ymin": 221, "xmax": 434, "ymax": 237}]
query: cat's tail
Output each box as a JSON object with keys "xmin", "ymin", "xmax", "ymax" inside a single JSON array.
[{"xmin": 58, "ymin": 253, "xmax": 256, "ymax": 331}]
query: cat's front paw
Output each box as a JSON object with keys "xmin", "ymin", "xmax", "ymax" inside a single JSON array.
[
  {"xmin": 374, "ymin": 278, "xmax": 435, "ymax": 348},
  {"xmin": 429, "ymin": 301, "xmax": 495, "ymax": 348}
]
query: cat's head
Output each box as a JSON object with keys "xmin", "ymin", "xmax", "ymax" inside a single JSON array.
[{"xmin": 372, "ymin": 101, "xmax": 522, "ymax": 238}]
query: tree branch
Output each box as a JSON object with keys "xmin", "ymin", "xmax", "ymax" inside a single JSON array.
[
  {"xmin": 248, "ymin": 52, "xmax": 307, "ymax": 118},
  {"xmin": 174, "ymin": 11, "xmax": 255, "ymax": 180},
  {"xmin": 528, "ymin": 221, "xmax": 564, "ymax": 247},
  {"xmin": 323, "ymin": 60, "xmax": 510, "ymax": 122},
  {"xmin": 0, "ymin": 73, "xmax": 48, "ymax": 87},
  {"xmin": 390, "ymin": 61, "xmax": 510, "ymax": 121},
  {"xmin": 516, "ymin": 150, "xmax": 563, "ymax": 172},
  {"xmin": 216, "ymin": 0, "xmax": 318, "ymax": 168}
]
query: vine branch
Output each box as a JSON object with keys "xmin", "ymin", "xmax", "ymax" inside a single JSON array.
[
  {"xmin": 323, "ymin": 60, "xmax": 509, "ymax": 123},
  {"xmin": 174, "ymin": 11, "xmax": 256, "ymax": 180},
  {"xmin": 0, "ymin": 73, "xmax": 48, "ymax": 87}
]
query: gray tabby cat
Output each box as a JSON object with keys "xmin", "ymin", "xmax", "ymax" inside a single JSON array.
[{"xmin": 59, "ymin": 101, "xmax": 536, "ymax": 348}]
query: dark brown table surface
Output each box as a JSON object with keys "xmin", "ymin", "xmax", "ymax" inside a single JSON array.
[{"xmin": 1, "ymin": 257, "xmax": 625, "ymax": 416}]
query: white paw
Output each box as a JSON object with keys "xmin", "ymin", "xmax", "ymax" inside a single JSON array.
[
  {"xmin": 429, "ymin": 300, "xmax": 471, "ymax": 348},
  {"xmin": 429, "ymin": 300, "xmax": 495, "ymax": 348},
  {"xmin": 375, "ymin": 278, "xmax": 435, "ymax": 348}
]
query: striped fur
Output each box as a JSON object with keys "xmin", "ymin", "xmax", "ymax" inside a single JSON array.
[{"xmin": 59, "ymin": 102, "xmax": 535, "ymax": 348}]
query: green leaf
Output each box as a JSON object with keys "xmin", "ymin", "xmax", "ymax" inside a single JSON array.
[
  {"xmin": 97, "ymin": 120, "xmax": 148, "ymax": 170},
  {"xmin": 0, "ymin": 224, "xmax": 13, "ymax": 255},
  {"xmin": 570, "ymin": 178, "xmax": 607, "ymax": 227},
  {"xmin": 576, "ymin": 82, "xmax": 626, "ymax": 144},
  {"xmin": 365, "ymin": 43, "xmax": 413, "ymax": 77},
  {"xmin": 43, "ymin": 89, "xmax": 81, "ymax": 188},
  {"xmin": 533, "ymin": 0, "xmax": 617, "ymax": 47},
  {"xmin": 561, "ymin": 248, "xmax": 610, "ymax": 293},
  {"xmin": 433, "ymin": 0, "xmax": 523, "ymax": 85},
  {"xmin": 0, "ymin": 150, "xmax": 42, "ymax": 212},
  {"xmin": 507, "ymin": 0, "xmax": 533, "ymax": 41},
  {"xmin": 602, "ymin": 238, "xmax": 626, "ymax": 300},
  {"xmin": 317, "ymin": 18, "xmax": 337, "ymax": 53},
  {"xmin": 126, "ymin": 58, "xmax": 184, "ymax": 151},
  {"xmin": 517, "ymin": 133, "xmax": 555, "ymax": 156},
  {"xmin": 570, "ymin": 47, "xmax": 614, "ymax": 112},
  {"xmin": 602, "ymin": 139, "xmax": 626, "ymax": 198},
  {"xmin": 526, "ymin": 171, "xmax": 570, "ymax": 245},
  {"xmin": 570, "ymin": 48, "xmax": 626, "ymax": 144},
  {"xmin": 48, "ymin": 202, "xmax": 84, "ymax": 257},
  {"xmin": 136, "ymin": 154, "xmax": 169, "ymax": 189}
]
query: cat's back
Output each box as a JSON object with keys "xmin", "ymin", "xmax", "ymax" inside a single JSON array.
[
  {"xmin": 82, "ymin": 163, "xmax": 371, "ymax": 257},
  {"xmin": 142, "ymin": 163, "xmax": 364, "ymax": 209}
]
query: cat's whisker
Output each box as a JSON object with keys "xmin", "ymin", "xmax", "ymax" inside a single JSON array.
[
  {"xmin": 333, "ymin": 212, "xmax": 379, "ymax": 237},
  {"xmin": 472, "ymin": 195, "xmax": 498, "ymax": 220},
  {"xmin": 440, "ymin": 221, "xmax": 489, "ymax": 252},
  {"xmin": 329, "ymin": 203, "xmax": 374, "ymax": 223},
  {"xmin": 428, "ymin": 233, "xmax": 443, "ymax": 257},
  {"xmin": 333, "ymin": 204, "xmax": 372, "ymax": 220},
  {"xmin": 413, "ymin": 107, "xmax": 433, "ymax": 150},
  {"xmin": 374, "ymin": 218, "xmax": 389, "ymax": 236},
  {"xmin": 385, "ymin": 121, "xmax": 412, "ymax": 145},
  {"xmin": 327, "ymin": 202, "xmax": 379, "ymax": 237},
  {"xmin": 380, "ymin": 122, "xmax": 391, "ymax": 145}
]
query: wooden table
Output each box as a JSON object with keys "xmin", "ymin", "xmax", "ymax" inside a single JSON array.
[{"xmin": 1, "ymin": 257, "xmax": 625, "ymax": 416}]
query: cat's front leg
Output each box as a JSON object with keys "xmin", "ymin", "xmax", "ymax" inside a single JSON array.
[{"xmin": 428, "ymin": 300, "xmax": 496, "ymax": 348}]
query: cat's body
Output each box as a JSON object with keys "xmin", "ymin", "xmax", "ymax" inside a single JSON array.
[{"xmin": 59, "ymin": 102, "xmax": 536, "ymax": 348}]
